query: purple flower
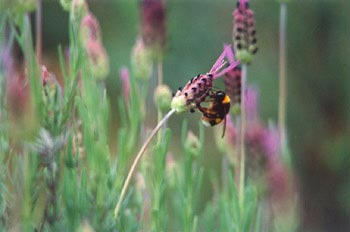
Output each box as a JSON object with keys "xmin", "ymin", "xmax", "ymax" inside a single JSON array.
[
  {"xmin": 80, "ymin": 13, "xmax": 109, "ymax": 80},
  {"xmin": 224, "ymin": 65, "xmax": 242, "ymax": 112},
  {"xmin": 210, "ymin": 45, "xmax": 240, "ymax": 79},
  {"xmin": 140, "ymin": 0, "xmax": 166, "ymax": 57},
  {"xmin": 261, "ymin": 126, "xmax": 281, "ymax": 161},
  {"xmin": 233, "ymin": 0, "xmax": 258, "ymax": 64}
]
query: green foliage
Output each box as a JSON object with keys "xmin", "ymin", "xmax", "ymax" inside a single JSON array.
[{"xmin": 0, "ymin": 2, "xmax": 306, "ymax": 231}]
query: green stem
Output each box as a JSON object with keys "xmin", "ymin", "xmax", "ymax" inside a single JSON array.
[
  {"xmin": 157, "ymin": 59, "xmax": 164, "ymax": 142},
  {"xmin": 114, "ymin": 109, "xmax": 176, "ymax": 218},
  {"xmin": 35, "ymin": 0, "xmax": 42, "ymax": 66},
  {"xmin": 239, "ymin": 64, "xmax": 247, "ymax": 212},
  {"xmin": 278, "ymin": 3, "xmax": 287, "ymax": 156}
]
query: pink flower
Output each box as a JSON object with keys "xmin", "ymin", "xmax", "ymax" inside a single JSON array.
[
  {"xmin": 261, "ymin": 126, "xmax": 281, "ymax": 161},
  {"xmin": 245, "ymin": 86, "xmax": 259, "ymax": 123},
  {"xmin": 224, "ymin": 65, "xmax": 242, "ymax": 108},
  {"xmin": 233, "ymin": 0, "xmax": 258, "ymax": 63},
  {"xmin": 210, "ymin": 45, "xmax": 240, "ymax": 79},
  {"xmin": 42, "ymin": 65, "xmax": 50, "ymax": 86},
  {"xmin": 80, "ymin": 13, "xmax": 109, "ymax": 80}
]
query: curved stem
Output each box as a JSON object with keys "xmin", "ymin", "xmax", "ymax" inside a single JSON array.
[{"xmin": 114, "ymin": 109, "xmax": 176, "ymax": 218}]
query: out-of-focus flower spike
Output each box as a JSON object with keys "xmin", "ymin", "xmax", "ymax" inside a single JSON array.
[
  {"xmin": 184, "ymin": 131, "xmax": 201, "ymax": 158},
  {"xmin": 245, "ymin": 86, "xmax": 259, "ymax": 123},
  {"xmin": 119, "ymin": 67, "xmax": 130, "ymax": 103},
  {"xmin": 131, "ymin": 37, "xmax": 153, "ymax": 82},
  {"xmin": 80, "ymin": 13, "xmax": 109, "ymax": 80},
  {"xmin": 233, "ymin": 0, "xmax": 258, "ymax": 64},
  {"xmin": 81, "ymin": 13, "xmax": 101, "ymax": 44},
  {"xmin": 140, "ymin": 0, "xmax": 167, "ymax": 59},
  {"xmin": 224, "ymin": 65, "xmax": 241, "ymax": 115},
  {"xmin": 261, "ymin": 125, "xmax": 281, "ymax": 161},
  {"xmin": 154, "ymin": 84, "xmax": 172, "ymax": 113}
]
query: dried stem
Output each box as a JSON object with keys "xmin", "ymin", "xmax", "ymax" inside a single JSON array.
[
  {"xmin": 279, "ymin": 3, "xmax": 287, "ymax": 155},
  {"xmin": 114, "ymin": 109, "xmax": 176, "ymax": 218},
  {"xmin": 239, "ymin": 64, "xmax": 247, "ymax": 211},
  {"xmin": 36, "ymin": 0, "xmax": 42, "ymax": 66}
]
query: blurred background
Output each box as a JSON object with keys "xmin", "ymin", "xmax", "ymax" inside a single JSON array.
[{"xmin": 15, "ymin": 0, "xmax": 350, "ymax": 231}]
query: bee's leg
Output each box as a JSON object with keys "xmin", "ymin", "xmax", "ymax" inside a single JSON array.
[
  {"xmin": 196, "ymin": 104, "xmax": 207, "ymax": 114},
  {"xmin": 221, "ymin": 116, "xmax": 227, "ymax": 138}
]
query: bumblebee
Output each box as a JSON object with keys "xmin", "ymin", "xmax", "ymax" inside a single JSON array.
[{"xmin": 197, "ymin": 90, "xmax": 231, "ymax": 137}]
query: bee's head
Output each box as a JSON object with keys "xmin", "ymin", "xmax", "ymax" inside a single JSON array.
[{"xmin": 215, "ymin": 91, "xmax": 226, "ymax": 101}]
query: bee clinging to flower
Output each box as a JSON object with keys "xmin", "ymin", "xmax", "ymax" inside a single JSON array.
[{"xmin": 171, "ymin": 45, "xmax": 240, "ymax": 136}]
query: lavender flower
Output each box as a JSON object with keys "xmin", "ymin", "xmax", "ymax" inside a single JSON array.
[
  {"xmin": 140, "ymin": 0, "xmax": 166, "ymax": 58},
  {"xmin": 224, "ymin": 65, "xmax": 242, "ymax": 114},
  {"xmin": 80, "ymin": 13, "xmax": 109, "ymax": 80},
  {"xmin": 233, "ymin": 0, "xmax": 258, "ymax": 64}
]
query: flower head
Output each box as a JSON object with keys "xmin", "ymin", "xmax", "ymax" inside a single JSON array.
[
  {"xmin": 224, "ymin": 65, "xmax": 241, "ymax": 114},
  {"xmin": 140, "ymin": 0, "xmax": 166, "ymax": 58},
  {"xmin": 80, "ymin": 13, "xmax": 109, "ymax": 80},
  {"xmin": 233, "ymin": 0, "xmax": 258, "ymax": 64}
]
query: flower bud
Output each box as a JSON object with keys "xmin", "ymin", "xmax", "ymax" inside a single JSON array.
[
  {"xmin": 60, "ymin": 0, "xmax": 72, "ymax": 11},
  {"xmin": 170, "ymin": 94, "xmax": 187, "ymax": 113},
  {"xmin": 184, "ymin": 131, "xmax": 200, "ymax": 158},
  {"xmin": 71, "ymin": 0, "xmax": 89, "ymax": 26},
  {"xmin": 154, "ymin": 84, "xmax": 172, "ymax": 113},
  {"xmin": 131, "ymin": 38, "xmax": 153, "ymax": 82}
]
